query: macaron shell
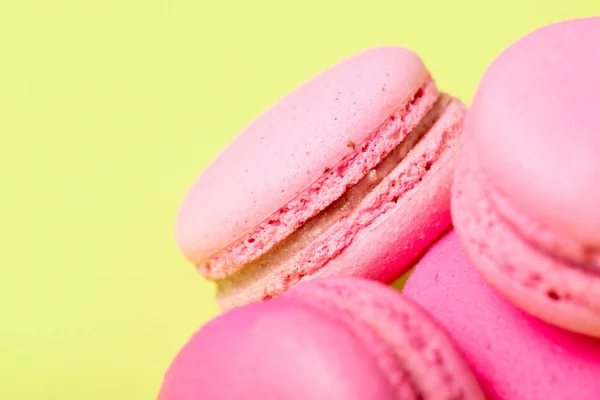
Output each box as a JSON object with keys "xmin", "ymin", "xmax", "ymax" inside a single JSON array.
[
  {"xmin": 158, "ymin": 299, "xmax": 397, "ymax": 400},
  {"xmin": 452, "ymin": 138, "xmax": 600, "ymax": 336},
  {"xmin": 284, "ymin": 283, "xmax": 420, "ymax": 400},
  {"xmin": 286, "ymin": 277, "xmax": 485, "ymax": 399},
  {"xmin": 469, "ymin": 17, "xmax": 600, "ymax": 247},
  {"xmin": 404, "ymin": 230, "xmax": 600, "ymax": 400},
  {"xmin": 176, "ymin": 46, "xmax": 428, "ymax": 262}
]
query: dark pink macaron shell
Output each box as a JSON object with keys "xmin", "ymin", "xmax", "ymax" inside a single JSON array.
[
  {"xmin": 158, "ymin": 277, "xmax": 484, "ymax": 399},
  {"xmin": 405, "ymin": 230, "xmax": 600, "ymax": 400}
]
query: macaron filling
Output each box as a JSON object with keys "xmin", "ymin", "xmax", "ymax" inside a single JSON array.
[
  {"xmin": 216, "ymin": 95, "xmax": 464, "ymax": 306},
  {"xmin": 197, "ymin": 78, "xmax": 440, "ymax": 279}
]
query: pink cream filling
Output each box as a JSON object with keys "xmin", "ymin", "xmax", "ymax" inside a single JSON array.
[{"xmin": 198, "ymin": 78, "xmax": 439, "ymax": 279}]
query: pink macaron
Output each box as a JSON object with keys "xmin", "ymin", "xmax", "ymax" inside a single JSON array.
[
  {"xmin": 158, "ymin": 276, "xmax": 484, "ymax": 399},
  {"xmin": 176, "ymin": 46, "xmax": 465, "ymax": 309},
  {"xmin": 404, "ymin": 230, "xmax": 600, "ymax": 399},
  {"xmin": 451, "ymin": 17, "xmax": 600, "ymax": 336}
]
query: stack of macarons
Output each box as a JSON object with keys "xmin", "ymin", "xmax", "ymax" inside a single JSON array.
[{"xmin": 159, "ymin": 17, "xmax": 600, "ymax": 399}]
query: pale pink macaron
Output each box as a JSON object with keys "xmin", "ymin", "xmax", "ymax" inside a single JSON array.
[
  {"xmin": 158, "ymin": 276, "xmax": 484, "ymax": 400},
  {"xmin": 404, "ymin": 230, "xmax": 600, "ymax": 400},
  {"xmin": 176, "ymin": 46, "xmax": 466, "ymax": 309},
  {"xmin": 451, "ymin": 17, "xmax": 600, "ymax": 336}
]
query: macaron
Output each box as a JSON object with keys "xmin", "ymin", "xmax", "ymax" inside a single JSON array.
[
  {"xmin": 158, "ymin": 276, "xmax": 484, "ymax": 400},
  {"xmin": 176, "ymin": 46, "xmax": 466, "ymax": 309},
  {"xmin": 451, "ymin": 17, "xmax": 600, "ymax": 336},
  {"xmin": 404, "ymin": 230, "xmax": 600, "ymax": 400}
]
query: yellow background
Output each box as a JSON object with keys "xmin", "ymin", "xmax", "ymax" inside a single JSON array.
[{"xmin": 1, "ymin": 1, "xmax": 598, "ymax": 398}]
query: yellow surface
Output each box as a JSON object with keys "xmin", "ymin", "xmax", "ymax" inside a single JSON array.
[{"xmin": 0, "ymin": 1, "xmax": 598, "ymax": 398}]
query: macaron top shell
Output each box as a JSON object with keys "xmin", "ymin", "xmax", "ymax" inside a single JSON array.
[
  {"xmin": 158, "ymin": 300, "xmax": 398, "ymax": 400},
  {"xmin": 176, "ymin": 46, "xmax": 428, "ymax": 262},
  {"xmin": 469, "ymin": 17, "xmax": 600, "ymax": 248},
  {"xmin": 287, "ymin": 277, "xmax": 484, "ymax": 399}
]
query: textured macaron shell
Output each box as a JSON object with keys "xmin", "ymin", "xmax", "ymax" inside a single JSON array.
[
  {"xmin": 404, "ymin": 230, "xmax": 600, "ymax": 400},
  {"xmin": 452, "ymin": 138, "xmax": 600, "ymax": 336},
  {"xmin": 158, "ymin": 299, "xmax": 397, "ymax": 400},
  {"xmin": 286, "ymin": 277, "xmax": 484, "ymax": 399},
  {"xmin": 176, "ymin": 46, "xmax": 429, "ymax": 263},
  {"xmin": 469, "ymin": 17, "xmax": 600, "ymax": 248}
]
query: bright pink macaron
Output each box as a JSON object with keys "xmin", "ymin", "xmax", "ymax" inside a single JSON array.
[
  {"xmin": 404, "ymin": 230, "xmax": 600, "ymax": 400},
  {"xmin": 451, "ymin": 17, "xmax": 600, "ymax": 336},
  {"xmin": 176, "ymin": 46, "xmax": 465, "ymax": 309},
  {"xmin": 158, "ymin": 276, "xmax": 484, "ymax": 400}
]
